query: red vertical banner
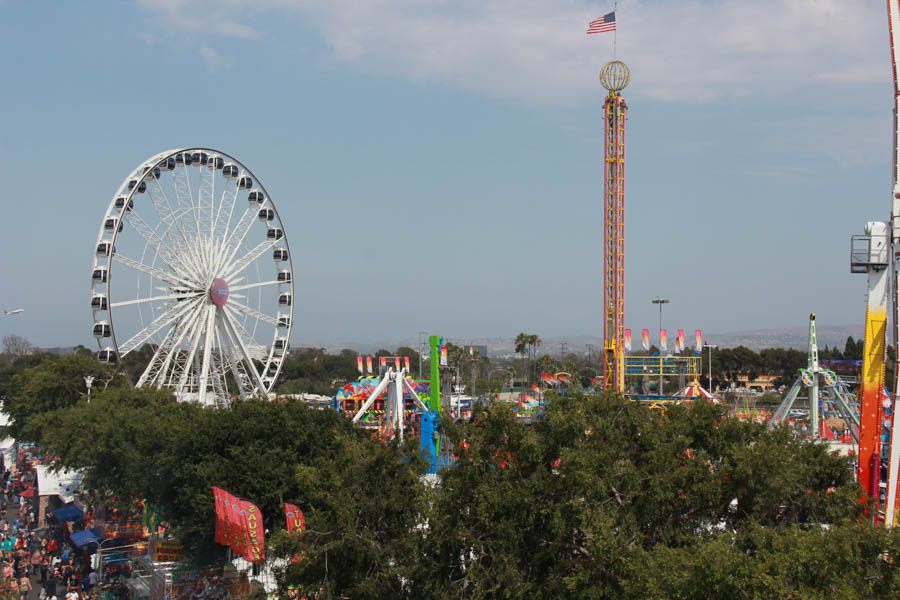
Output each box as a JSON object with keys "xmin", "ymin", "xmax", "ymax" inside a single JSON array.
[
  {"xmin": 677, "ymin": 329, "xmax": 685, "ymax": 353},
  {"xmin": 241, "ymin": 500, "xmax": 265, "ymax": 564},
  {"xmin": 284, "ymin": 503, "xmax": 305, "ymax": 534},
  {"xmin": 404, "ymin": 356, "xmax": 410, "ymax": 371},
  {"xmin": 227, "ymin": 493, "xmax": 244, "ymax": 556},
  {"xmin": 695, "ymin": 330, "xmax": 702, "ymax": 353},
  {"xmin": 366, "ymin": 356, "xmax": 373, "ymax": 374},
  {"xmin": 623, "ymin": 329, "xmax": 632, "ymax": 352},
  {"xmin": 356, "ymin": 356, "xmax": 363, "ymax": 373},
  {"xmin": 660, "ymin": 329, "xmax": 667, "ymax": 352},
  {"xmin": 641, "ymin": 329, "xmax": 650, "ymax": 351},
  {"xmin": 212, "ymin": 487, "xmax": 224, "ymax": 545}
]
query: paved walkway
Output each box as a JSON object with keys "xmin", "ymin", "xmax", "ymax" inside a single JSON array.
[{"xmin": 4, "ymin": 499, "xmax": 45, "ymax": 600}]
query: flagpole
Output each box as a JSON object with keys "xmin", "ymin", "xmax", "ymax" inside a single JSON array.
[{"xmin": 613, "ymin": 0, "xmax": 618, "ymax": 59}]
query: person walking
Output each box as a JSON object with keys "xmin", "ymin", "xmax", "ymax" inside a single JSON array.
[
  {"xmin": 39, "ymin": 557, "xmax": 48, "ymax": 586},
  {"xmin": 45, "ymin": 571, "xmax": 56, "ymax": 600},
  {"xmin": 16, "ymin": 574, "xmax": 29, "ymax": 600}
]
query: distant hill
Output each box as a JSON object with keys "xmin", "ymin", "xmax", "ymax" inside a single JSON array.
[{"xmin": 293, "ymin": 325, "xmax": 865, "ymax": 357}]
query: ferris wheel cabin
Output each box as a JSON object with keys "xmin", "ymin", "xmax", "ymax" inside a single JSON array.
[
  {"xmin": 91, "ymin": 295, "xmax": 108, "ymax": 311},
  {"xmin": 258, "ymin": 208, "xmax": 274, "ymax": 222},
  {"xmin": 267, "ymin": 228, "xmax": 283, "ymax": 240},
  {"xmin": 114, "ymin": 197, "xmax": 134, "ymax": 211},
  {"xmin": 97, "ymin": 349, "xmax": 118, "ymax": 364},
  {"xmin": 93, "ymin": 322, "xmax": 111, "ymax": 338},
  {"xmin": 92, "ymin": 267, "xmax": 108, "ymax": 283},
  {"xmin": 248, "ymin": 190, "xmax": 265, "ymax": 204},
  {"xmin": 273, "ymin": 248, "xmax": 288, "ymax": 261}
]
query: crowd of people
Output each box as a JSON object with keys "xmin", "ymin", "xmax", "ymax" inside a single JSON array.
[{"xmin": 0, "ymin": 469, "xmax": 99, "ymax": 600}]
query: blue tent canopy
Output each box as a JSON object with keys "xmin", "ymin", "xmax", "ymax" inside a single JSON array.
[
  {"xmin": 70, "ymin": 528, "xmax": 102, "ymax": 547},
  {"xmin": 51, "ymin": 503, "xmax": 83, "ymax": 522}
]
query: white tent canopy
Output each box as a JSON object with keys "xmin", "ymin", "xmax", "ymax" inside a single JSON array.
[{"xmin": 35, "ymin": 464, "xmax": 83, "ymax": 503}]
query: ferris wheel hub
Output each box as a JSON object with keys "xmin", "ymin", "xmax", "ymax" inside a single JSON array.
[{"xmin": 209, "ymin": 278, "xmax": 230, "ymax": 307}]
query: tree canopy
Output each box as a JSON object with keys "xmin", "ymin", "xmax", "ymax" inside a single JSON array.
[{"xmin": 4, "ymin": 352, "xmax": 898, "ymax": 597}]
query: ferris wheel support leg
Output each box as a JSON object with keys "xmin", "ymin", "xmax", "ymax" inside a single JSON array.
[
  {"xmin": 197, "ymin": 307, "xmax": 217, "ymax": 407},
  {"xmin": 220, "ymin": 309, "xmax": 270, "ymax": 397}
]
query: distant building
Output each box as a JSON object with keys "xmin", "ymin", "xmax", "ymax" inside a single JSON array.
[
  {"xmin": 473, "ymin": 345, "xmax": 488, "ymax": 357},
  {"xmin": 735, "ymin": 374, "xmax": 779, "ymax": 392}
]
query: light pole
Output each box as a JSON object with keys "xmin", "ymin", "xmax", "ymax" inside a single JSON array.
[
  {"xmin": 651, "ymin": 297, "xmax": 669, "ymax": 395},
  {"xmin": 418, "ymin": 331, "xmax": 428, "ymax": 379},
  {"xmin": 703, "ymin": 344, "xmax": 718, "ymax": 393},
  {"xmin": 84, "ymin": 376, "xmax": 95, "ymax": 402}
]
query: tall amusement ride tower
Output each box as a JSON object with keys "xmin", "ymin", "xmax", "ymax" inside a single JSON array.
[{"xmin": 601, "ymin": 61, "xmax": 630, "ymax": 393}]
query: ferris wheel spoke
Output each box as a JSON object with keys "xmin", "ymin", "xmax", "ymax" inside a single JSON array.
[
  {"xmin": 110, "ymin": 291, "xmax": 202, "ymax": 308},
  {"xmin": 227, "ymin": 300, "xmax": 278, "ymax": 326},
  {"xmin": 121, "ymin": 211, "xmax": 194, "ymax": 279},
  {"xmin": 228, "ymin": 280, "xmax": 280, "ymax": 293},
  {"xmin": 213, "ymin": 176, "xmax": 240, "ymax": 242},
  {"xmin": 197, "ymin": 307, "xmax": 217, "ymax": 406},
  {"xmin": 221, "ymin": 308, "xmax": 269, "ymax": 395},
  {"xmin": 176, "ymin": 303, "xmax": 212, "ymax": 394},
  {"xmin": 166, "ymin": 302, "xmax": 208, "ymax": 390},
  {"xmin": 118, "ymin": 297, "xmax": 201, "ymax": 356},
  {"xmin": 221, "ymin": 239, "xmax": 278, "ymax": 281},
  {"xmin": 112, "ymin": 254, "xmax": 199, "ymax": 291},
  {"xmin": 146, "ymin": 176, "xmax": 191, "ymax": 249},
  {"xmin": 142, "ymin": 302, "xmax": 207, "ymax": 388},
  {"xmin": 172, "ymin": 162, "xmax": 198, "ymax": 240},
  {"xmin": 196, "ymin": 164, "xmax": 216, "ymax": 240},
  {"xmin": 215, "ymin": 204, "xmax": 258, "ymax": 274},
  {"xmin": 216, "ymin": 314, "xmax": 249, "ymax": 398},
  {"xmin": 223, "ymin": 306, "xmax": 269, "ymax": 360},
  {"xmin": 135, "ymin": 326, "xmax": 177, "ymax": 388}
]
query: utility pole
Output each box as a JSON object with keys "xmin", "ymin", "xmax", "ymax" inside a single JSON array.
[
  {"xmin": 586, "ymin": 344, "xmax": 593, "ymax": 370},
  {"xmin": 560, "ymin": 342, "xmax": 567, "ymax": 363},
  {"xmin": 703, "ymin": 344, "xmax": 718, "ymax": 393},
  {"xmin": 651, "ymin": 297, "xmax": 669, "ymax": 395},
  {"xmin": 418, "ymin": 331, "xmax": 428, "ymax": 379}
]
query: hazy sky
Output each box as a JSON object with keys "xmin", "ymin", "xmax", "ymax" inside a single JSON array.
[{"xmin": 0, "ymin": 0, "xmax": 892, "ymax": 348}]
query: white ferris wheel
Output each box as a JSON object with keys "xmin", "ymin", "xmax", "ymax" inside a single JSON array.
[{"xmin": 90, "ymin": 148, "xmax": 294, "ymax": 406}]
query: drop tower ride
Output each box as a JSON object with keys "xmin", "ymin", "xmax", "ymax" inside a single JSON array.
[{"xmin": 600, "ymin": 61, "xmax": 630, "ymax": 393}]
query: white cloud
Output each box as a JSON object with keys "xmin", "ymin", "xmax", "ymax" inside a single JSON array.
[
  {"xmin": 199, "ymin": 46, "xmax": 229, "ymax": 71},
  {"xmin": 135, "ymin": 0, "xmax": 886, "ymax": 106}
]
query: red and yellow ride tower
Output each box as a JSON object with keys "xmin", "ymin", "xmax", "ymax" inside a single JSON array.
[{"xmin": 600, "ymin": 61, "xmax": 630, "ymax": 393}]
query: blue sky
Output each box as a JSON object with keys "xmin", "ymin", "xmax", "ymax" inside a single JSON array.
[{"xmin": 0, "ymin": 0, "xmax": 891, "ymax": 348}]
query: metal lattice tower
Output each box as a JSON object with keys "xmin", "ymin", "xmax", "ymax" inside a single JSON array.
[{"xmin": 601, "ymin": 61, "xmax": 630, "ymax": 393}]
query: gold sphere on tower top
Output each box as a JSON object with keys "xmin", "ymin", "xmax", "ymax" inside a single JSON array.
[{"xmin": 599, "ymin": 60, "xmax": 630, "ymax": 93}]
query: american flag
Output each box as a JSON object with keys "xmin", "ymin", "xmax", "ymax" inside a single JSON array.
[{"xmin": 587, "ymin": 11, "xmax": 616, "ymax": 34}]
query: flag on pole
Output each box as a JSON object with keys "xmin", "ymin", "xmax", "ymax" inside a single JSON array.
[
  {"xmin": 366, "ymin": 356, "xmax": 373, "ymax": 374},
  {"xmin": 469, "ymin": 344, "xmax": 474, "ymax": 356},
  {"xmin": 587, "ymin": 11, "xmax": 616, "ymax": 34},
  {"xmin": 695, "ymin": 330, "xmax": 703, "ymax": 353},
  {"xmin": 677, "ymin": 329, "xmax": 685, "ymax": 353},
  {"xmin": 624, "ymin": 329, "xmax": 632, "ymax": 352},
  {"xmin": 240, "ymin": 500, "xmax": 265, "ymax": 564},
  {"xmin": 440, "ymin": 339, "xmax": 448, "ymax": 366},
  {"xmin": 356, "ymin": 356, "xmax": 363, "ymax": 374},
  {"xmin": 642, "ymin": 329, "xmax": 650, "ymax": 351},
  {"xmin": 213, "ymin": 487, "xmax": 225, "ymax": 544},
  {"xmin": 660, "ymin": 329, "xmax": 667, "ymax": 352},
  {"xmin": 404, "ymin": 356, "xmax": 410, "ymax": 371},
  {"xmin": 284, "ymin": 503, "xmax": 305, "ymax": 534}
]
